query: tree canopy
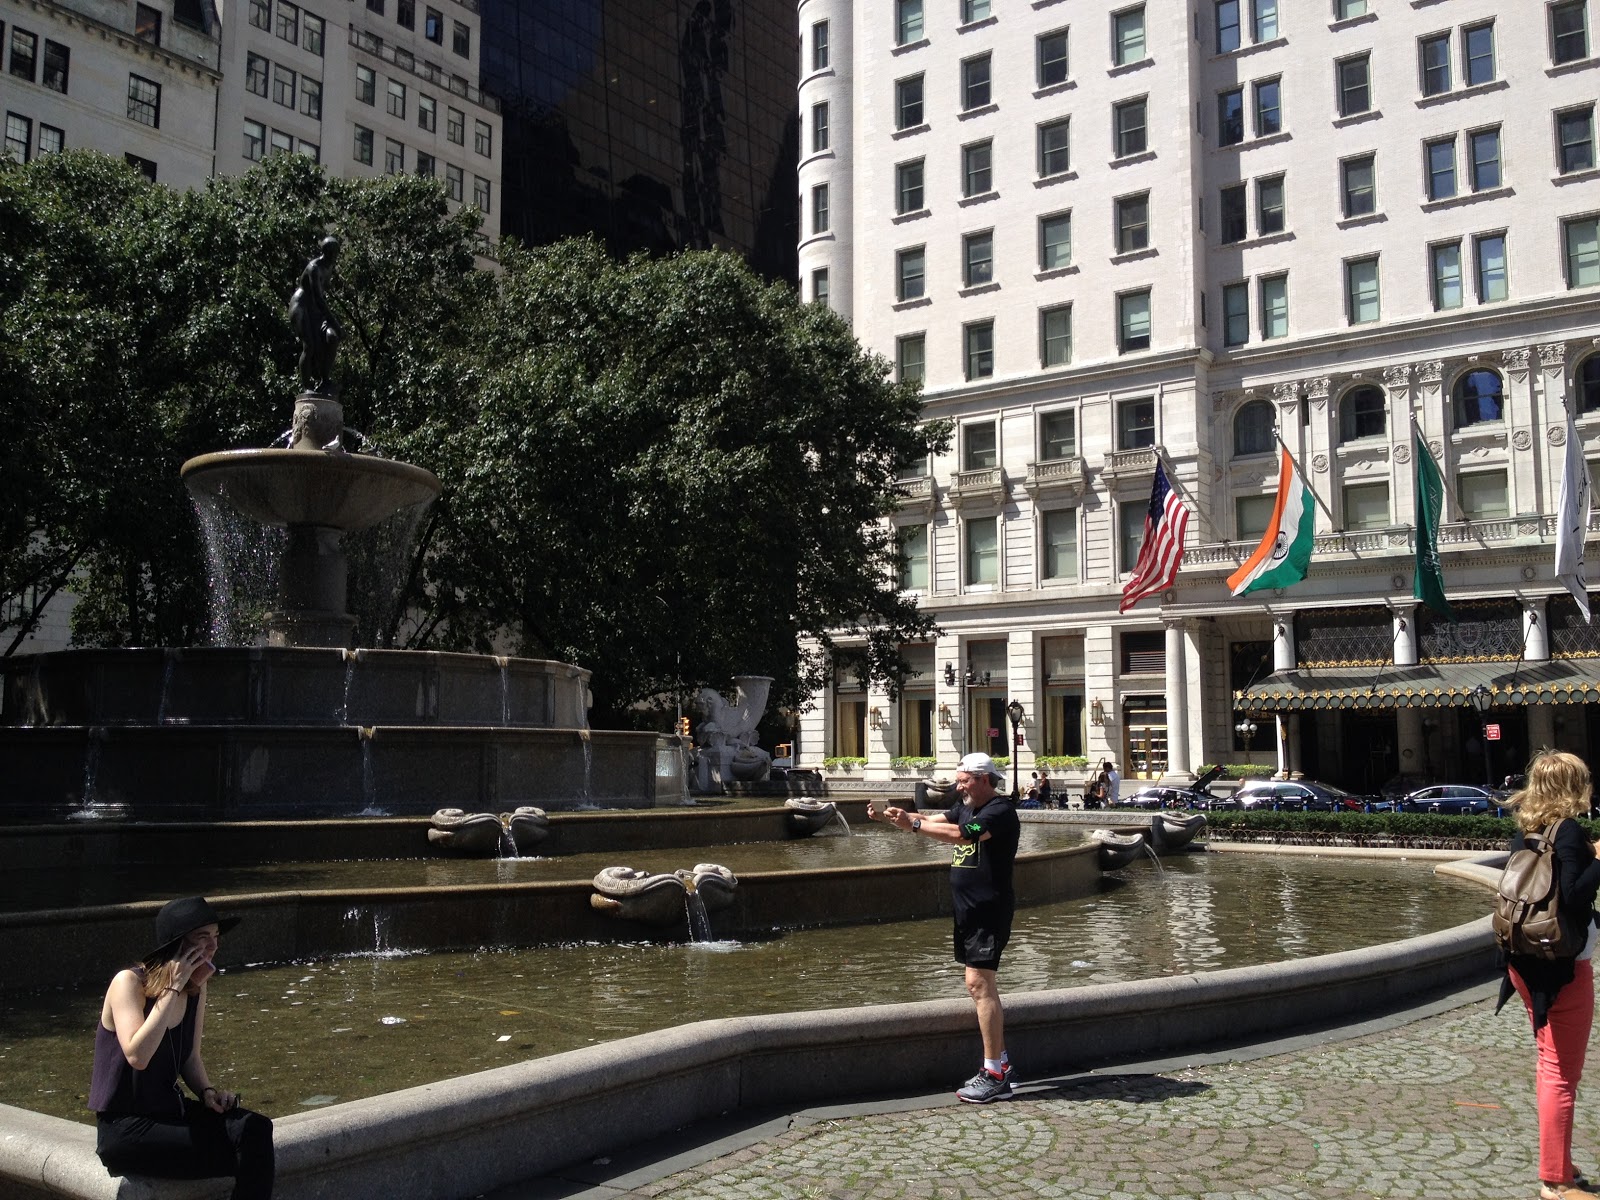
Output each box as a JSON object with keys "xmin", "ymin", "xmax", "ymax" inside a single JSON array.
[{"xmin": 0, "ymin": 151, "xmax": 944, "ymax": 723}]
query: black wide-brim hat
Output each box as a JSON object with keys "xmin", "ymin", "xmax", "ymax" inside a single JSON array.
[{"xmin": 143, "ymin": 896, "xmax": 241, "ymax": 965}]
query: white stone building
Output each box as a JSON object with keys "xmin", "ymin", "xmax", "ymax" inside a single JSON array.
[{"xmin": 797, "ymin": 0, "xmax": 1600, "ymax": 795}]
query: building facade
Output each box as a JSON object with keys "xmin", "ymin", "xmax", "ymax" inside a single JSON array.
[{"xmin": 800, "ymin": 0, "xmax": 1600, "ymax": 794}]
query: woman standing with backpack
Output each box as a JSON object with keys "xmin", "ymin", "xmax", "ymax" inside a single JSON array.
[{"xmin": 1499, "ymin": 751, "xmax": 1600, "ymax": 1200}]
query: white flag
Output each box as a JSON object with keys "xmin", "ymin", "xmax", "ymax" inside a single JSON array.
[{"xmin": 1556, "ymin": 407, "xmax": 1591, "ymax": 622}]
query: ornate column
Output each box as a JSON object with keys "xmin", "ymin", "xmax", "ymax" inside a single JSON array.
[
  {"xmin": 1272, "ymin": 613, "xmax": 1296, "ymax": 672},
  {"xmin": 1524, "ymin": 596, "xmax": 1555, "ymax": 756},
  {"xmin": 1392, "ymin": 603, "xmax": 1418, "ymax": 666},
  {"xmin": 1503, "ymin": 347, "xmax": 1535, "ymax": 516},
  {"xmin": 1284, "ymin": 714, "xmax": 1304, "ymax": 778},
  {"xmin": 1396, "ymin": 707, "xmax": 1423, "ymax": 785},
  {"xmin": 1538, "ymin": 343, "xmax": 1571, "ymax": 514},
  {"xmin": 1164, "ymin": 619, "xmax": 1191, "ymax": 779},
  {"xmin": 1299, "ymin": 376, "xmax": 1333, "ymax": 534}
]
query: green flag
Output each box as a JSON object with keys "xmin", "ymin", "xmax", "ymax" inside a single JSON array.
[{"xmin": 1412, "ymin": 427, "xmax": 1455, "ymax": 621}]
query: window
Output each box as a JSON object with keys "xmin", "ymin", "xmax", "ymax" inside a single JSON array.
[
  {"xmin": 1453, "ymin": 368, "xmax": 1505, "ymax": 427},
  {"xmin": 897, "ymin": 246, "xmax": 926, "ymax": 301},
  {"xmin": 1038, "ymin": 119, "xmax": 1070, "ymax": 177},
  {"xmin": 1344, "ymin": 482, "xmax": 1390, "ymax": 530},
  {"xmin": 1462, "ymin": 22, "xmax": 1495, "ymax": 86},
  {"xmin": 1475, "ymin": 233, "xmax": 1507, "ymax": 302},
  {"xmin": 812, "ymin": 269, "xmax": 829, "ymax": 308},
  {"xmin": 1337, "ymin": 0, "xmax": 1368, "ymax": 16},
  {"xmin": 300, "ymin": 78, "xmax": 321, "ymax": 120},
  {"xmin": 276, "ymin": 65, "xmax": 298, "ymax": 109},
  {"xmin": 1470, "ymin": 127, "xmax": 1501, "ymax": 190},
  {"xmin": 124, "ymin": 153, "xmax": 156, "ymax": 182},
  {"xmin": 809, "ymin": 185, "xmax": 829, "ymax": 235},
  {"xmin": 1118, "ymin": 290, "xmax": 1152, "ymax": 353},
  {"xmin": 962, "ymin": 0, "xmax": 990, "ymax": 22},
  {"xmin": 1216, "ymin": 0, "xmax": 1241, "ymax": 52},
  {"xmin": 1551, "ymin": 1, "xmax": 1589, "ymax": 64},
  {"xmin": 962, "ymin": 55, "xmax": 992, "ymax": 110},
  {"xmin": 4, "ymin": 113, "xmax": 30, "ymax": 161},
  {"xmin": 1222, "ymin": 283, "xmax": 1250, "ymax": 348},
  {"xmin": 418, "ymin": 94, "xmax": 436, "ymax": 133},
  {"xmin": 1567, "ymin": 216, "xmax": 1600, "ymax": 287},
  {"xmin": 385, "ymin": 138, "xmax": 404, "ymax": 174},
  {"xmin": 354, "ymin": 125, "xmax": 374, "ymax": 165},
  {"xmin": 1237, "ymin": 494, "xmax": 1275, "ymax": 541},
  {"xmin": 964, "ymin": 321, "xmax": 995, "ymax": 380},
  {"xmin": 426, "ymin": 8, "xmax": 444, "ymax": 43},
  {"xmin": 1041, "ymin": 305, "xmax": 1072, "ymax": 366},
  {"xmin": 899, "ymin": 525, "xmax": 930, "ymax": 591},
  {"xmin": 1042, "ymin": 509, "xmax": 1078, "ymax": 580},
  {"xmin": 1337, "ymin": 54, "xmax": 1371, "ymax": 117},
  {"xmin": 964, "ymin": 421, "xmax": 998, "ymax": 470},
  {"xmin": 397, "ymin": 0, "xmax": 415, "ymax": 27},
  {"xmin": 1259, "ymin": 274, "xmax": 1288, "ymax": 339},
  {"xmin": 1113, "ymin": 7, "xmax": 1147, "ymax": 66},
  {"xmin": 1115, "ymin": 193, "xmax": 1149, "ymax": 252},
  {"xmin": 1220, "ymin": 184, "xmax": 1247, "ymax": 244},
  {"xmin": 1234, "ymin": 399, "xmax": 1274, "ymax": 453},
  {"xmin": 303, "ymin": 13, "xmax": 324, "ymax": 54},
  {"xmin": 1580, "ymin": 355, "xmax": 1600, "ymax": 411},
  {"xmin": 1254, "ymin": 78, "xmax": 1281, "ymax": 136},
  {"xmin": 249, "ymin": 0, "xmax": 270, "ymax": 31},
  {"xmin": 1341, "ymin": 153, "xmax": 1375, "ymax": 216},
  {"xmin": 1345, "ymin": 256, "xmax": 1379, "ymax": 324},
  {"xmin": 37, "ymin": 123, "xmax": 62, "ymax": 155},
  {"xmin": 1339, "ymin": 385, "xmax": 1386, "ymax": 442},
  {"xmin": 1460, "ymin": 471, "xmax": 1509, "ymax": 521},
  {"xmin": 1558, "ymin": 106, "xmax": 1596, "ymax": 174},
  {"xmin": 445, "ymin": 162, "xmax": 463, "ymax": 201},
  {"xmin": 896, "ymin": 76, "xmax": 924, "ymax": 130},
  {"xmin": 897, "ymin": 334, "xmax": 926, "ymax": 384},
  {"xmin": 276, "ymin": 1, "xmax": 299, "ymax": 44},
  {"xmin": 452, "ymin": 21, "xmax": 470, "ymax": 57},
  {"xmin": 1253, "ymin": 0, "xmax": 1278, "ymax": 42},
  {"xmin": 812, "ymin": 20, "xmax": 829, "ymax": 71},
  {"xmin": 963, "ymin": 231, "xmax": 994, "ymax": 287},
  {"xmin": 447, "ymin": 108, "xmax": 465, "ymax": 145},
  {"xmin": 473, "ymin": 175, "xmax": 490, "ymax": 211},
  {"xmin": 298, "ymin": 141, "xmax": 319, "ymax": 163},
  {"xmin": 1218, "ymin": 88, "xmax": 1244, "ymax": 145},
  {"xmin": 1040, "ymin": 410, "xmax": 1077, "ymax": 459},
  {"xmin": 963, "ymin": 140, "xmax": 992, "ymax": 196},
  {"xmin": 270, "ymin": 128, "xmax": 293, "ymax": 156},
  {"xmin": 416, "ymin": 151, "xmax": 435, "ymax": 178},
  {"xmin": 127, "ymin": 75, "xmax": 160, "ymax": 127},
  {"xmin": 811, "ymin": 102, "xmax": 829, "ymax": 153},
  {"xmin": 386, "ymin": 79, "xmax": 406, "ymax": 119},
  {"xmin": 1256, "ymin": 175, "xmax": 1285, "ymax": 235},
  {"xmin": 1425, "ymin": 137, "xmax": 1457, "ymax": 200},
  {"xmin": 356, "ymin": 66, "xmax": 376, "ymax": 106},
  {"xmin": 897, "ymin": 0, "xmax": 924, "ymax": 45},
  {"xmin": 247, "ymin": 53, "xmax": 269, "ymax": 97},
  {"xmin": 1118, "ymin": 504, "xmax": 1149, "ymax": 573},
  {"xmin": 42, "ymin": 40, "xmax": 67, "ymax": 92},
  {"xmin": 1038, "ymin": 30, "xmax": 1068, "ymax": 87},
  {"xmin": 474, "ymin": 120, "xmax": 492, "ymax": 157},
  {"xmin": 1040, "ymin": 212, "xmax": 1071, "ymax": 269},
  {"xmin": 1114, "ymin": 98, "xmax": 1147, "ymax": 157},
  {"xmin": 1118, "ymin": 397, "xmax": 1155, "ymax": 449},
  {"xmin": 1430, "ymin": 241, "xmax": 1464, "ymax": 310},
  {"xmin": 367, "ymin": 0, "xmax": 384, "ymax": 13},
  {"xmin": 966, "ymin": 516, "xmax": 998, "ymax": 586},
  {"xmin": 1419, "ymin": 33, "xmax": 1451, "ymax": 96},
  {"xmin": 9, "ymin": 28, "xmax": 36, "ymax": 81}
]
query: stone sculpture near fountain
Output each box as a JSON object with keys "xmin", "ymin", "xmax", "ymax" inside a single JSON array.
[
  {"xmin": 0, "ymin": 238, "xmax": 660, "ymax": 820},
  {"xmin": 689, "ymin": 674, "xmax": 773, "ymax": 791}
]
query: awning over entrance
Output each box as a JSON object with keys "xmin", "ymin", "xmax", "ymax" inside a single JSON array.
[{"xmin": 1236, "ymin": 658, "xmax": 1600, "ymax": 712}]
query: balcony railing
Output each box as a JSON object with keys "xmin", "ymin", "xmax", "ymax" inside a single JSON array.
[
  {"xmin": 1023, "ymin": 455, "xmax": 1087, "ymax": 497},
  {"xmin": 894, "ymin": 475, "xmax": 935, "ymax": 515},
  {"xmin": 948, "ymin": 467, "xmax": 1005, "ymax": 507},
  {"xmin": 1101, "ymin": 445, "xmax": 1159, "ymax": 484},
  {"xmin": 349, "ymin": 27, "xmax": 501, "ymax": 114}
]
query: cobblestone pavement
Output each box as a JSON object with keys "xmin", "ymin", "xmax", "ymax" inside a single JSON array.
[{"xmin": 616, "ymin": 996, "xmax": 1596, "ymax": 1200}]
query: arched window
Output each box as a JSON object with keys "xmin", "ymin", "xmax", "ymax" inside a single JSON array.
[
  {"xmin": 1233, "ymin": 399, "xmax": 1275, "ymax": 456},
  {"xmin": 1579, "ymin": 355, "xmax": 1600, "ymax": 414},
  {"xmin": 1453, "ymin": 368, "xmax": 1505, "ymax": 429},
  {"xmin": 1338, "ymin": 384, "xmax": 1387, "ymax": 443}
]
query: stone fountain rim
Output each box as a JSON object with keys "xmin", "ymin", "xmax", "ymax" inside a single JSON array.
[{"xmin": 181, "ymin": 447, "xmax": 441, "ymax": 492}]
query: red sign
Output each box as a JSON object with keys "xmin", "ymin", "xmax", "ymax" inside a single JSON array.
[
  {"xmin": 987, "ymin": 727, "xmax": 1000, "ymax": 738},
  {"xmin": 1485, "ymin": 723, "xmax": 1502, "ymax": 741},
  {"xmin": 1015, "ymin": 732, "xmax": 1025, "ymax": 745}
]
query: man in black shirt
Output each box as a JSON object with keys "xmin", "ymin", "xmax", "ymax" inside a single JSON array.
[{"xmin": 867, "ymin": 752, "xmax": 1022, "ymax": 1103}]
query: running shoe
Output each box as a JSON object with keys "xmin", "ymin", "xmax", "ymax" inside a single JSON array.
[{"xmin": 956, "ymin": 1066, "xmax": 1012, "ymax": 1104}]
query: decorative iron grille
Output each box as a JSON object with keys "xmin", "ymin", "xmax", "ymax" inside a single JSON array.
[
  {"xmin": 1418, "ymin": 598, "xmax": 1522, "ymax": 662},
  {"xmin": 1295, "ymin": 606, "xmax": 1391, "ymax": 667},
  {"xmin": 1549, "ymin": 594, "xmax": 1600, "ymax": 658}
]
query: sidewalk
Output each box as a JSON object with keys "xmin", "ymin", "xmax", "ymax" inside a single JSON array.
[{"xmin": 493, "ymin": 982, "xmax": 1588, "ymax": 1200}]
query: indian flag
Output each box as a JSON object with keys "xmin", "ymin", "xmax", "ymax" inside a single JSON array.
[{"xmin": 1226, "ymin": 448, "xmax": 1315, "ymax": 597}]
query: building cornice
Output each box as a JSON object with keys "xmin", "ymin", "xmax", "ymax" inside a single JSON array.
[{"xmin": 10, "ymin": 0, "xmax": 223, "ymax": 79}]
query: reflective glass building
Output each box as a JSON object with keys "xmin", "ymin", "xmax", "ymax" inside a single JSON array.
[{"xmin": 479, "ymin": 0, "xmax": 798, "ymax": 282}]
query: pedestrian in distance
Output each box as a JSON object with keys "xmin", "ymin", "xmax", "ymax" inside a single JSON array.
[
  {"xmin": 1037, "ymin": 769, "xmax": 1053, "ymax": 810},
  {"xmin": 90, "ymin": 896, "xmax": 275, "ymax": 1198},
  {"xmin": 866, "ymin": 751, "xmax": 1022, "ymax": 1102},
  {"xmin": 1103, "ymin": 759, "xmax": 1121, "ymax": 806},
  {"xmin": 1497, "ymin": 752, "xmax": 1600, "ymax": 1200}
]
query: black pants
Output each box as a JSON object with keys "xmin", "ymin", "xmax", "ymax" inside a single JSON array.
[{"xmin": 97, "ymin": 1098, "xmax": 274, "ymax": 1200}]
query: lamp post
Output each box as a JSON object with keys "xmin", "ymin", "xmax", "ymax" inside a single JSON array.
[
  {"xmin": 1235, "ymin": 717, "xmax": 1258, "ymax": 767},
  {"xmin": 1006, "ymin": 699, "xmax": 1025, "ymax": 799},
  {"xmin": 1469, "ymin": 684, "xmax": 1493, "ymax": 789}
]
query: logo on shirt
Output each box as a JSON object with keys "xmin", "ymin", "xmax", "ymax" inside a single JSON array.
[{"xmin": 952, "ymin": 841, "xmax": 980, "ymax": 869}]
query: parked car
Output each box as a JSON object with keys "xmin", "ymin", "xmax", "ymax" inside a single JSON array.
[
  {"xmin": 1118, "ymin": 766, "xmax": 1228, "ymax": 810},
  {"xmin": 1401, "ymin": 784, "xmax": 1507, "ymax": 815},
  {"xmin": 1235, "ymin": 779, "xmax": 1376, "ymax": 812}
]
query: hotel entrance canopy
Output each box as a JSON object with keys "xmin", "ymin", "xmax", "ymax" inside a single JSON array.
[{"xmin": 1236, "ymin": 658, "xmax": 1600, "ymax": 712}]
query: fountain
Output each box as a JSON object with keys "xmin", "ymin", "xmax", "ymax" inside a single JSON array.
[{"xmin": 0, "ymin": 238, "xmax": 661, "ymax": 820}]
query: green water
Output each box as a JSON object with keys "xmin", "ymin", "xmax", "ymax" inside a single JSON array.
[{"xmin": 0, "ymin": 854, "xmax": 1487, "ymax": 1123}]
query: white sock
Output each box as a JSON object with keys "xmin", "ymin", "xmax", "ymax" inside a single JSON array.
[{"xmin": 984, "ymin": 1057, "xmax": 1005, "ymax": 1074}]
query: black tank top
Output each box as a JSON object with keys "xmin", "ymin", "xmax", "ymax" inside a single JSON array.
[{"xmin": 88, "ymin": 980, "xmax": 196, "ymax": 1118}]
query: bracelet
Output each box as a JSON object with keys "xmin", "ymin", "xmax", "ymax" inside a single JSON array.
[
  {"xmin": 163, "ymin": 986, "xmax": 182, "ymax": 995},
  {"xmin": 202, "ymin": 1087, "xmax": 219, "ymax": 1097}
]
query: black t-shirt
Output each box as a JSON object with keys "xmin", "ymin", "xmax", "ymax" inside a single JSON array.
[{"xmin": 942, "ymin": 795, "xmax": 1021, "ymax": 914}]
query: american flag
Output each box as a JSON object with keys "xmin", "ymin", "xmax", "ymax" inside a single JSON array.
[{"xmin": 1120, "ymin": 461, "xmax": 1190, "ymax": 612}]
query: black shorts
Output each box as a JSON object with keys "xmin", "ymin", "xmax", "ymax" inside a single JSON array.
[{"xmin": 952, "ymin": 902, "xmax": 1012, "ymax": 970}]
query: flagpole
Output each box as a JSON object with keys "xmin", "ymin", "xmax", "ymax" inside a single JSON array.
[
  {"xmin": 1151, "ymin": 446, "xmax": 1212, "ymax": 545},
  {"xmin": 1409, "ymin": 412, "xmax": 1472, "ymax": 527},
  {"xmin": 1272, "ymin": 430, "xmax": 1336, "ymax": 526}
]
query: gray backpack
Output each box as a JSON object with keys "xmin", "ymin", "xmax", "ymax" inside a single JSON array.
[{"xmin": 1492, "ymin": 821, "xmax": 1581, "ymax": 960}]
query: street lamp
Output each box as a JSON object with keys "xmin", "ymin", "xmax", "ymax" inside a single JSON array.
[
  {"xmin": 1006, "ymin": 699, "xmax": 1025, "ymax": 799},
  {"xmin": 1468, "ymin": 684, "xmax": 1493, "ymax": 789},
  {"xmin": 1235, "ymin": 717, "xmax": 1258, "ymax": 766}
]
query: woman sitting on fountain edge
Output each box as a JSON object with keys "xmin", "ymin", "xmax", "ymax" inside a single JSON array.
[{"xmin": 89, "ymin": 896, "xmax": 275, "ymax": 1199}]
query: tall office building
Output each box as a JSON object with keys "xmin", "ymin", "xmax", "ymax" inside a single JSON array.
[
  {"xmin": 478, "ymin": 0, "xmax": 798, "ymax": 279},
  {"xmin": 800, "ymin": 0, "xmax": 1600, "ymax": 794}
]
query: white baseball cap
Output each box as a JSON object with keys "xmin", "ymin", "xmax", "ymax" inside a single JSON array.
[{"xmin": 957, "ymin": 752, "xmax": 1006, "ymax": 783}]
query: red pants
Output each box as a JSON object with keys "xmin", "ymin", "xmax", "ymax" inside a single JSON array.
[{"xmin": 1511, "ymin": 958, "xmax": 1595, "ymax": 1184}]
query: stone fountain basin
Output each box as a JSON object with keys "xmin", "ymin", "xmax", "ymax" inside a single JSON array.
[{"xmin": 182, "ymin": 448, "xmax": 440, "ymax": 531}]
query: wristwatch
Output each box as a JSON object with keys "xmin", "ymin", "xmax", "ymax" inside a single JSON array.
[{"xmin": 911, "ymin": 818, "xmax": 922, "ymax": 832}]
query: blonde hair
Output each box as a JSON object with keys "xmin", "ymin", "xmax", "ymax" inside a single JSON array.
[
  {"xmin": 1508, "ymin": 750, "xmax": 1593, "ymax": 831},
  {"xmin": 138, "ymin": 954, "xmax": 201, "ymax": 999}
]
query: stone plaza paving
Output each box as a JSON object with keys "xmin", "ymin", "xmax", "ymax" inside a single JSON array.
[{"xmin": 501, "ymin": 987, "xmax": 1599, "ymax": 1200}]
